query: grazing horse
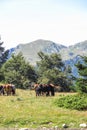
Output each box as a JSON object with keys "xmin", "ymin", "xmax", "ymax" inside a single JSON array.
[
  {"xmin": 34, "ymin": 84, "xmax": 42, "ymax": 96},
  {"xmin": 0, "ymin": 85, "xmax": 5, "ymax": 95},
  {"xmin": 4, "ymin": 84, "xmax": 16, "ymax": 96},
  {"xmin": 34, "ymin": 83, "xmax": 55, "ymax": 97},
  {"xmin": 49, "ymin": 83, "xmax": 55, "ymax": 96}
]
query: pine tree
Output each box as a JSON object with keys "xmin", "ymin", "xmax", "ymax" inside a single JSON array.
[
  {"xmin": 2, "ymin": 53, "xmax": 37, "ymax": 89},
  {"xmin": 76, "ymin": 56, "xmax": 87, "ymax": 93},
  {"xmin": 0, "ymin": 36, "xmax": 4, "ymax": 66},
  {"xmin": 0, "ymin": 36, "xmax": 9, "ymax": 81},
  {"xmin": 0, "ymin": 36, "xmax": 9, "ymax": 67},
  {"xmin": 37, "ymin": 52, "xmax": 70, "ymax": 91}
]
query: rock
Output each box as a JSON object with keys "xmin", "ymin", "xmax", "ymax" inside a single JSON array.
[
  {"xmin": 79, "ymin": 123, "xmax": 87, "ymax": 128},
  {"xmin": 54, "ymin": 126, "xmax": 58, "ymax": 130},
  {"xmin": 19, "ymin": 128, "xmax": 29, "ymax": 130},
  {"xmin": 42, "ymin": 127, "xmax": 47, "ymax": 130},
  {"xmin": 62, "ymin": 123, "xmax": 68, "ymax": 128}
]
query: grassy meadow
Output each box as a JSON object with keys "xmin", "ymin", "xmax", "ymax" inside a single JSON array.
[{"xmin": 0, "ymin": 89, "xmax": 87, "ymax": 129}]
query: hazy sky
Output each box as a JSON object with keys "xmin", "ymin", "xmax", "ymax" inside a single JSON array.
[{"xmin": 0, "ymin": 0, "xmax": 87, "ymax": 49}]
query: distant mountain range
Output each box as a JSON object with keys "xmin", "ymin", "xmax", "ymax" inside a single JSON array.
[{"xmin": 9, "ymin": 39, "xmax": 87, "ymax": 77}]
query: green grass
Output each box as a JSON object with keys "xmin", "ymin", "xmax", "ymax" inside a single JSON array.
[{"xmin": 0, "ymin": 90, "xmax": 87, "ymax": 128}]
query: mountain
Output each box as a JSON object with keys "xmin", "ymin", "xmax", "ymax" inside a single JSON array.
[
  {"xmin": 60, "ymin": 40, "xmax": 87, "ymax": 60},
  {"xmin": 60, "ymin": 40, "xmax": 87, "ymax": 77},
  {"xmin": 10, "ymin": 39, "xmax": 66, "ymax": 65},
  {"xmin": 8, "ymin": 39, "xmax": 87, "ymax": 77}
]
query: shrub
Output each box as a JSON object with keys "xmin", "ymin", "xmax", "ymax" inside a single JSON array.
[{"xmin": 54, "ymin": 94, "xmax": 87, "ymax": 110}]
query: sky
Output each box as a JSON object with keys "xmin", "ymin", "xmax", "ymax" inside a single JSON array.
[{"xmin": 0, "ymin": 0, "xmax": 87, "ymax": 49}]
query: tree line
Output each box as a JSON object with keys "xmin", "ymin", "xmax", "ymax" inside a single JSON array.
[{"xmin": 0, "ymin": 41, "xmax": 87, "ymax": 93}]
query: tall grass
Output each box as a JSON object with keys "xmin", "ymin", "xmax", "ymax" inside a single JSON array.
[{"xmin": 0, "ymin": 89, "xmax": 87, "ymax": 128}]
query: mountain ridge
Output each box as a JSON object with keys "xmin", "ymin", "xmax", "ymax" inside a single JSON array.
[
  {"xmin": 9, "ymin": 39, "xmax": 87, "ymax": 63},
  {"xmin": 12, "ymin": 39, "xmax": 67, "ymax": 65},
  {"xmin": 9, "ymin": 39, "xmax": 87, "ymax": 77}
]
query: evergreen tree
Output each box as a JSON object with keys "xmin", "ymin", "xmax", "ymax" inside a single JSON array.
[
  {"xmin": 2, "ymin": 53, "xmax": 37, "ymax": 89},
  {"xmin": 75, "ymin": 56, "xmax": 87, "ymax": 93},
  {"xmin": 37, "ymin": 52, "xmax": 70, "ymax": 91},
  {"xmin": 0, "ymin": 36, "xmax": 9, "ymax": 81},
  {"xmin": 64, "ymin": 65, "xmax": 75, "ymax": 89},
  {"xmin": 0, "ymin": 37, "xmax": 5, "ymax": 66}
]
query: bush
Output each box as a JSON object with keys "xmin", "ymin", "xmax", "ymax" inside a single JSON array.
[{"xmin": 54, "ymin": 94, "xmax": 87, "ymax": 110}]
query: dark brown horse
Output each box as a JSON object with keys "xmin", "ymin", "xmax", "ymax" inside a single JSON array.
[
  {"xmin": 34, "ymin": 83, "xmax": 55, "ymax": 97},
  {"xmin": 34, "ymin": 83, "xmax": 42, "ymax": 96},
  {"xmin": 0, "ymin": 85, "xmax": 5, "ymax": 95}
]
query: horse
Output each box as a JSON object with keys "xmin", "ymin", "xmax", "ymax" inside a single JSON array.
[
  {"xmin": 3, "ymin": 84, "xmax": 16, "ymax": 96},
  {"xmin": 0, "ymin": 85, "xmax": 5, "ymax": 95},
  {"xmin": 34, "ymin": 83, "xmax": 55, "ymax": 96}
]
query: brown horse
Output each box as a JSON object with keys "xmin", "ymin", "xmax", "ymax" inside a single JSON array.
[
  {"xmin": 34, "ymin": 83, "xmax": 42, "ymax": 96},
  {"xmin": 34, "ymin": 83, "xmax": 55, "ymax": 96},
  {"xmin": 3, "ymin": 84, "xmax": 16, "ymax": 96}
]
